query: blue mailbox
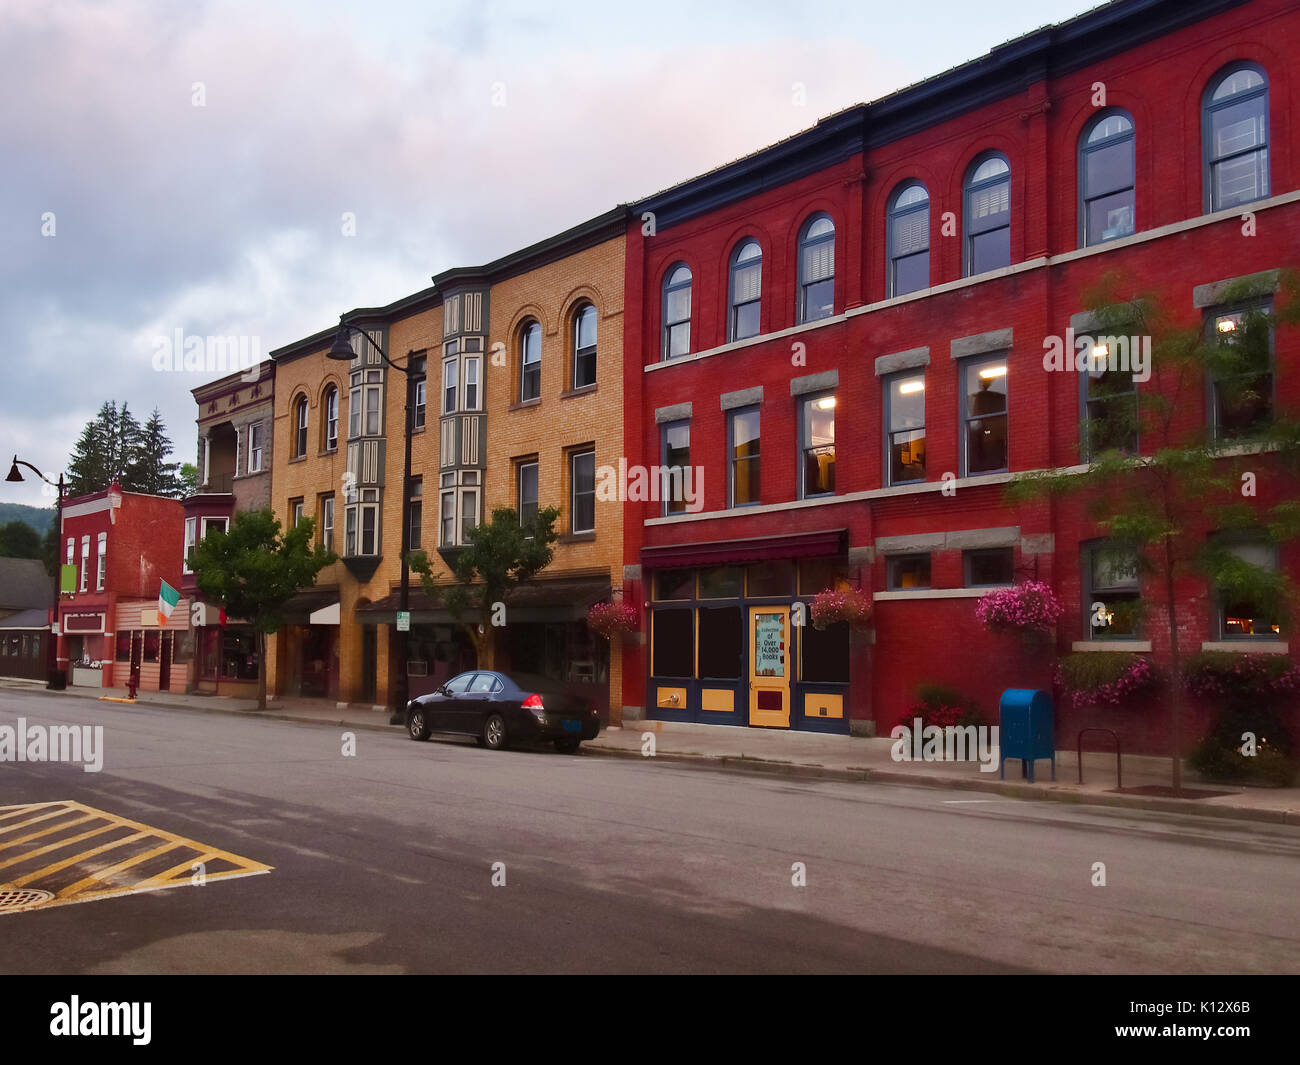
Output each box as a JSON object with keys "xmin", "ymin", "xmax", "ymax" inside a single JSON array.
[{"xmin": 999, "ymin": 689, "xmax": 1056, "ymax": 783}]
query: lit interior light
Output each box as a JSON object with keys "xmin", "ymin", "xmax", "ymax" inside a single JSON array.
[
  {"xmin": 816, "ymin": 396, "xmax": 837, "ymax": 410},
  {"xmin": 898, "ymin": 381, "xmax": 925, "ymax": 395},
  {"xmin": 1217, "ymin": 317, "xmax": 1238, "ymax": 333},
  {"xmin": 1091, "ymin": 343, "xmax": 1109, "ymax": 361},
  {"xmin": 979, "ymin": 366, "xmax": 1007, "ymax": 380}
]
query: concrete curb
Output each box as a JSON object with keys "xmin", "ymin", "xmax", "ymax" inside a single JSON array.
[{"xmin": 583, "ymin": 742, "xmax": 1300, "ymax": 826}]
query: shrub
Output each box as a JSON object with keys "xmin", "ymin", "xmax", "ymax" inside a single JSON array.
[
  {"xmin": 1184, "ymin": 651, "xmax": 1300, "ymax": 709},
  {"xmin": 1055, "ymin": 652, "xmax": 1160, "ymax": 711},
  {"xmin": 904, "ymin": 683, "xmax": 986, "ymax": 731},
  {"xmin": 975, "ymin": 580, "xmax": 1063, "ymax": 634}
]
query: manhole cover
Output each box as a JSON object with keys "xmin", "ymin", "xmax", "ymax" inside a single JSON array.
[{"xmin": 0, "ymin": 888, "xmax": 55, "ymax": 912}]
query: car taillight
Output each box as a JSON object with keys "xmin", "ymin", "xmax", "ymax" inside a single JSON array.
[{"xmin": 522, "ymin": 694, "xmax": 544, "ymax": 710}]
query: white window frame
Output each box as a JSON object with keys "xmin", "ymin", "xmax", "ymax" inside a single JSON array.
[
  {"xmin": 96, "ymin": 533, "xmax": 107, "ymax": 591},
  {"xmin": 321, "ymin": 496, "xmax": 334, "ymax": 551},
  {"xmin": 183, "ymin": 517, "xmax": 196, "ymax": 574},
  {"xmin": 248, "ymin": 422, "xmax": 264, "ymax": 473},
  {"xmin": 79, "ymin": 536, "xmax": 90, "ymax": 592},
  {"xmin": 463, "ymin": 356, "xmax": 481, "ymax": 411}
]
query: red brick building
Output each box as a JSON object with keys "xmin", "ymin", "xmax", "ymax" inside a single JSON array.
[
  {"xmin": 57, "ymin": 486, "xmax": 187, "ymax": 691},
  {"xmin": 620, "ymin": 0, "xmax": 1300, "ymax": 748}
]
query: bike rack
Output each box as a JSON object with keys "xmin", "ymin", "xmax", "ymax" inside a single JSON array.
[{"xmin": 1076, "ymin": 727, "xmax": 1122, "ymax": 789}]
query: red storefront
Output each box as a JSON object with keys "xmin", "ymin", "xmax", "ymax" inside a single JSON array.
[
  {"xmin": 58, "ymin": 486, "xmax": 186, "ymax": 691},
  {"xmin": 621, "ymin": 0, "xmax": 1300, "ymax": 749}
]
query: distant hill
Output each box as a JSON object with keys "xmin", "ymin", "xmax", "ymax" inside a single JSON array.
[{"xmin": 0, "ymin": 502, "xmax": 55, "ymax": 532}]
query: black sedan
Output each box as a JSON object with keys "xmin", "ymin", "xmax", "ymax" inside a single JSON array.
[{"xmin": 405, "ymin": 671, "xmax": 601, "ymax": 753}]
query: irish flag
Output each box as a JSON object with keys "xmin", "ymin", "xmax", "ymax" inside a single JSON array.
[{"xmin": 158, "ymin": 579, "xmax": 180, "ymax": 621}]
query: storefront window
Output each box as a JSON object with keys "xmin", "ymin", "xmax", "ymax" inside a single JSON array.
[
  {"xmin": 697, "ymin": 606, "xmax": 743, "ymax": 679},
  {"xmin": 652, "ymin": 609, "xmax": 694, "ymax": 677},
  {"xmin": 798, "ymin": 559, "xmax": 850, "ymax": 595},
  {"xmin": 115, "ymin": 632, "xmax": 131, "ymax": 662},
  {"xmin": 654, "ymin": 568, "xmax": 695, "ymax": 600},
  {"xmin": 222, "ymin": 630, "xmax": 260, "ymax": 680},
  {"xmin": 143, "ymin": 631, "xmax": 160, "ymax": 663},
  {"xmin": 747, "ymin": 560, "xmax": 795, "ymax": 598},
  {"xmin": 802, "ymin": 622, "xmax": 850, "ymax": 683},
  {"xmin": 698, "ymin": 566, "xmax": 742, "ymax": 599}
]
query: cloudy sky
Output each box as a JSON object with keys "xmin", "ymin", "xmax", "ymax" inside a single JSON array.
[{"xmin": 1, "ymin": 0, "xmax": 1093, "ymax": 505}]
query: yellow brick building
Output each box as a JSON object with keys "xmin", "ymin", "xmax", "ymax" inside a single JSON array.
[{"xmin": 265, "ymin": 210, "xmax": 626, "ymax": 721}]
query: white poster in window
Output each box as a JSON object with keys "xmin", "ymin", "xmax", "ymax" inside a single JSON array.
[{"xmin": 754, "ymin": 613, "xmax": 785, "ymax": 677}]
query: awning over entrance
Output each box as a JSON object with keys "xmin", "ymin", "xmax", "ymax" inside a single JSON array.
[
  {"xmin": 356, "ymin": 575, "xmax": 612, "ymax": 624},
  {"xmin": 641, "ymin": 528, "xmax": 847, "ymax": 569},
  {"xmin": 308, "ymin": 602, "xmax": 340, "ymax": 625},
  {"xmin": 279, "ymin": 588, "xmax": 341, "ymax": 625}
]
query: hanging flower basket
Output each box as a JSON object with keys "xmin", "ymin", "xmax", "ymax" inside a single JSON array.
[
  {"xmin": 586, "ymin": 601, "xmax": 639, "ymax": 641},
  {"xmin": 810, "ymin": 585, "xmax": 872, "ymax": 631},
  {"xmin": 975, "ymin": 580, "xmax": 1063, "ymax": 636}
]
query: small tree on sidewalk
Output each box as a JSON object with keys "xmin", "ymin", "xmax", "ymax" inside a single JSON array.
[
  {"xmin": 189, "ymin": 508, "xmax": 337, "ymax": 710},
  {"xmin": 1009, "ymin": 270, "xmax": 1300, "ymax": 793},
  {"xmin": 408, "ymin": 506, "xmax": 560, "ymax": 670}
]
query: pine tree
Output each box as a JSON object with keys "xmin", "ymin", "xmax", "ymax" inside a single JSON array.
[{"xmin": 126, "ymin": 409, "xmax": 183, "ymax": 496}]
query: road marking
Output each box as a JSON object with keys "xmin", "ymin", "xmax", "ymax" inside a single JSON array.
[{"xmin": 0, "ymin": 801, "xmax": 271, "ymax": 915}]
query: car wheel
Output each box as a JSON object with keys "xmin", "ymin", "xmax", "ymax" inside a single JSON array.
[
  {"xmin": 554, "ymin": 738, "xmax": 581, "ymax": 754},
  {"xmin": 407, "ymin": 707, "xmax": 431, "ymax": 741},
  {"xmin": 483, "ymin": 712, "xmax": 507, "ymax": 750}
]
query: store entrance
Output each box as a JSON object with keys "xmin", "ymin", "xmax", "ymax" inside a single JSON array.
[{"xmin": 748, "ymin": 606, "xmax": 790, "ymax": 727}]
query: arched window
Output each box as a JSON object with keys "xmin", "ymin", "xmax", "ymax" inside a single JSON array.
[
  {"xmin": 662, "ymin": 264, "xmax": 692, "ymax": 359},
  {"xmin": 797, "ymin": 215, "xmax": 835, "ymax": 323},
  {"xmin": 1204, "ymin": 64, "xmax": 1269, "ymax": 211},
  {"xmin": 888, "ymin": 182, "xmax": 929, "ymax": 297},
  {"xmin": 728, "ymin": 240, "xmax": 762, "ymax": 341},
  {"xmin": 964, "ymin": 154, "xmax": 1011, "ymax": 276},
  {"xmin": 519, "ymin": 320, "xmax": 541, "ymax": 402},
  {"xmin": 1080, "ymin": 111, "xmax": 1135, "ymax": 246},
  {"xmin": 293, "ymin": 396, "xmax": 308, "ymax": 458},
  {"xmin": 573, "ymin": 303, "xmax": 597, "ymax": 389},
  {"xmin": 322, "ymin": 386, "xmax": 338, "ymax": 451}
]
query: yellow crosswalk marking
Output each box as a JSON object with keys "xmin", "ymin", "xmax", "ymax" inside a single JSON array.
[{"xmin": 0, "ymin": 801, "xmax": 271, "ymax": 915}]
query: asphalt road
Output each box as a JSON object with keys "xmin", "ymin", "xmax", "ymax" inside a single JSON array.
[{"xmin": 1, "ymin": 689, "xmax": 1298, "ymax": 974}]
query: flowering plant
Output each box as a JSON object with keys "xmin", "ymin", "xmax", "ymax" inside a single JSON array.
[
  {"xmin": 1184, "ymin": 652, "xmax": 1300, "ymax": 708},
  {"xmin": 904, "ymin": 683, "xmax": 985, "ymax": 731},
  {"xmin": 809, "ymin": 585, "xmax": 872, "ymax": 630},
  {"xmin": 586, "ymin": 600, "xmax": 639, "ymax": 640},
  {"xmin": 1055, "ymin": 652, "xmax": 1160, "ymax": 711},
  {"xmin": 975, "ymin": 580, "xmax": 1063, "ymax": 634}
]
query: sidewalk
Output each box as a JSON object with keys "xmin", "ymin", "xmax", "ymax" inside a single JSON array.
[{"xmin": 5, "ymin": 677, "xmax": 1299, "ymax": 826}]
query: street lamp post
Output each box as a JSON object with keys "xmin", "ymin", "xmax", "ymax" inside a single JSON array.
[
  {"xmin": 326, "ymin": 319, "xmax": 418, "ymax": 725},
  {"xmin": 5, "ymin": 456, "xmax": 66, "ymax": 689}
]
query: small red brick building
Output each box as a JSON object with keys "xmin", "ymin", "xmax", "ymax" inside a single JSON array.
[{"xmin": 57, "ymin": 485, "xmax": 187, "ymax": 691}]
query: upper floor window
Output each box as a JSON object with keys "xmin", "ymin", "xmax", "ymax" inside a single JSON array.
[
  {"xmin": 412, "ymin": 355, "xmax": 427, "ymax": 429},
  {"xmin": 662, "ymin": 264, "xmax": 692, "ymax": 359},
  {"xmin": 1216, "ymin": 539, "xmax": 1281, "ymax": 639},
  {"xmin": 1209, "ymin": 302, "xmax": 1274, "ymax": 439},
  {"xmin": 888, "ymin": 182, "xmax": 930, "ymax": 297},
  {"xmin": 799, "ymin": 393, "xmax": 835, "ymax": 498},
  {"xmin": 519, "ymin": 320, "xmax": 541, "ymax": 402},
  {"xmin": 248, "ymin": 422, "xmax": 264, "ymax": 472},
  {"xmin": 293, "ymin": 396, "xmax": 308, "ymax": 458},
  {"xmin": 797, "ymin": 215, "xmax": 835, "ymax": 323},
  {"xmin": 570, "ymin": 449, "xmax": 596, "ymax": 534},
  {"xmin": 442, "ymin": 358, "xmax": 457, "ymax": 414},
  {"xmin": 183, "ymin": 518, "xmax": 196, "ymax": 574},
  {"xmin": 573, "ymin": 303, "xmax": 597, "ymax": 389},
  {"xmin": 320, "ymin": 495, "xmax": 334, "ymax": 552},
  {"xmin": 1082, "ymin": 338, "xmax": 1139, "ymax": 458},
  {"xmin": 96, "ymin": 532, "xmax": 107, "ymax": 591},
  {"xmin": 517, "ymin": 460, "xmax": 538, "ymax": 528},
  {"xmin": 728, "ymin": 407, "xmax": 761, "ymax": 506},
  {"xmin": 964, "ymin": 154, "xmax": 1011, "ymax": 275},
  {"xmin": 463, "ymin": 355, "xmax": 480, "ymax": 411},
  {"xmin": 407, "ymin": 478, "xmax": 422, "ymax": 551},
  {"xmin": 1080, "ymin": 110, "xmax": 1135, "ymax": 246},
  {"xmin": 962, "ymin": 355, "xmax": 1008, "ymax": 475},
  {"xmin": 661, "ymin": 421, "xmax": 690, "ymax": 516},
  {"xmin": 1204, "ymin": 64, "xmax": 1269, "ymax": 212},
  {"xmin": 728, "ymin": 240, "xmax": 762, "ymax": 342},
  {"xmin": 886, "ymin": 372, "xmax": 926, "ymax": 485},
  {"xmin": 322, "ymin": 387, "xmax": 338, "ymax": 451}
]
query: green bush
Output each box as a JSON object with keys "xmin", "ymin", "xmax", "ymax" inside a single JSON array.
[
  {"xmin": 905, "ymin": 683, "xmax": 985, "ymax": 730},
  {"xmin": 1189, "ymin": 735, "xmax": 1297, "ymax": 788}
]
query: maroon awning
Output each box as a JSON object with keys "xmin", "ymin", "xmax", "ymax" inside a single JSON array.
[{"xmin": 641, "ymin": 528, "xmax": 846, "ymax": 569}]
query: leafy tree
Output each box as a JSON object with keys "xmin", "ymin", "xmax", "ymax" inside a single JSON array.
[
  {"xmin": 179, "ymin": 462, "xmax": 199, "ymax": 497},
  {"xmin": 189, "ymin": 508, "xmax": 337, "ymax": 710},
  {"xmin": 1009, "ymin": 270, "xmax": 1300, "ymax": 792},
  {"xmin": 0, "ymin": 520, "xmax": 42, "ymax": 559},
  {"xmin": 409, "ymin": 506, "xmax": 560, "ymax": 669},
  {"xmin": 126, "ymin": 409, "xmax": 184, "ymax": 496}
]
